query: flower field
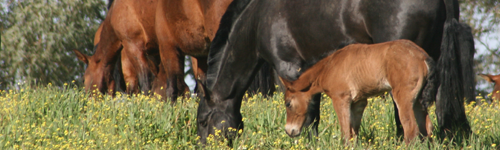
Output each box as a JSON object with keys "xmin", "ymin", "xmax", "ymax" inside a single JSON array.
[{"xmin": 0, "ymin": 83, "xmax": 499, "ymax": 149}]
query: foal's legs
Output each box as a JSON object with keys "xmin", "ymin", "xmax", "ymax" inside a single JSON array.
[
  {"xmin": 392, "ymin": 89, "xmax": 420, "ymax": 143},
  {"xmin": 330, "ymin": 94, "xmax": 367, "ymax": 143},
  {"xmin": 390, "ymin": 93, "xmax": 404, "ymax": 138},
  {"xmin": 330, "ymin": 95, "xmax": 352, "ymax": 142}
]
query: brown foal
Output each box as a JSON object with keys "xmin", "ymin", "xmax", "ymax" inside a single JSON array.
[{"xmin": 280, "ymin": 40, "xmax": 437, "ymax": 144}]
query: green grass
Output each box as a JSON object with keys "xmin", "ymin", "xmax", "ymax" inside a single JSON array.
[{"xmin": 0, "ymin": 83, "xmax": 499, "ymax": 149}]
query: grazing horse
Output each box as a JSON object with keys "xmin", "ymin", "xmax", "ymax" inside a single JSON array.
[
  {"xmin": 197, "ymin": 0, "xmax": 475, "ymax": 143},
  {"xmin": 280, "ymin": 40, "xmax": 437, "ymax": 144},
  {"xmin": 479, "ymin": 74, "xmax": 500, "ymax": 102},
  {"xmin": 74, "ymin": 0, "xmax": 276, "ymax": 101},
  {"xmin": 73, "ymin": 0, "xmax": 162, "ymax": 96}
]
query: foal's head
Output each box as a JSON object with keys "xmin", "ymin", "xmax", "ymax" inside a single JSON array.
[{"xmin": 280, "ymin": 76, "xmax": 322, "ymax": 137}]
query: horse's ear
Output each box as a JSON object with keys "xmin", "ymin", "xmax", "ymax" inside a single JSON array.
[
  {"xmin": 278, "ymin": 77, "xmax": 293, "ymax": 91},
  {"xmin": 73, "ymin": 49, "xmax": 89, "ymax": 64},
  {"xmin": 479, "ymin": 74, "xmax": 495, "ymax": 83},
  {"xmin": 480, "ymin": 74, "xmax": 500, "ymax": 83},
  {"xmin": 196, "ymin": 81, "xmax": 215, "ymax": 106},
  {"xmin": 279, "ymin": 76, "xmax": 313, "ymax": 92},
  {"xmin": 292, "ymin": 79, "xmax": 313, "ymax": 92}
]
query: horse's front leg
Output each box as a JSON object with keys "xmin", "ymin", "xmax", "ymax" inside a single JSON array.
[
  {"xmin": 326, "ymin": 92, "xmax": 355, "ymax": 143},
  {"xmin": 121, "ymin": 50, "xmax": 140, "ymax": 94},
  {"xmin": 122, "ymin": 41, "xmax": 154, "ymax": 94}
]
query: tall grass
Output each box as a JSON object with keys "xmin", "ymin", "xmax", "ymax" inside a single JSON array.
[{"xmin": 0, "ymin": 83, "xmax": 499, "ymax": 149}]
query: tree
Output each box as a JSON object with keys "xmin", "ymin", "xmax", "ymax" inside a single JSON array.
[{"xmin": 1, "ymin": 0, "xmax": 106, "ymax": 89}]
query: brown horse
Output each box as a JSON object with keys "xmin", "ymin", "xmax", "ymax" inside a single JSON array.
[
  {"xmin": 73, "ymin": 0, "xmax": 161, "ymax": 95},
  {"xmin": 280, "ymin": 40, "xmax": 438, "ymax": 143},
  {"xmin": 74, "ymin": 0, "xmax": 236, "ymax": 101},
  {"xmin": 479, "ymin": 74, "xmax": 500, "ymax": 102}
]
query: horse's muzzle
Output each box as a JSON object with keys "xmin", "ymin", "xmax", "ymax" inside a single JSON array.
[{"xmin": 285, "ymin": 124, "xmax": 301, "ymax": 137}]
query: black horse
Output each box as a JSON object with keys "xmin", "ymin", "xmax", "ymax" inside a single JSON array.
[{"xmin": 197, "ymin": 0, "xmax": 475, "ymax": 143}]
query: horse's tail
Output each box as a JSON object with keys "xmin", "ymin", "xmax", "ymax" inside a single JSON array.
[
  {"xmin": 435, "ymin": 0, "xmax": 472, "ymax": 137},
  {"xmin": 456, "ymin": 23, "xmax": 476, "ymax": 103},
  {"xmin": 247, "ymin": 62, "xmax": 276, "ymax": 96},
  {"xmin": 421, "ymin": 57, "xmax": 438, "ymax": 110}
]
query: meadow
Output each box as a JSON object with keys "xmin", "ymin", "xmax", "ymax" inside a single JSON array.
[{"xmin": 0, "ymin": 83, "xmax": 499, "ymax": 149}]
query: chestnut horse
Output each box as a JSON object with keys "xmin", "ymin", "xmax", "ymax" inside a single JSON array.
[
  {"xmin": 479, "ymin": 74, "xmax": 500, "ymax": 102},
  {"xmin": 73, "ymin": 0, "xmax": 162, "ymax": 96},
  {"xmin": 280, "ymin": 40, "xmax": 438, "ymax": 143}
]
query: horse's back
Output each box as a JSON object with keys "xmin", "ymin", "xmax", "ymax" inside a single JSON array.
[
  {"xmin": 108, "ymin": 0, "xmax": 158, "ymax": 45},
  {"xmin": 322, "ymin": 40, "xmax": 430, "ymax": 98}
]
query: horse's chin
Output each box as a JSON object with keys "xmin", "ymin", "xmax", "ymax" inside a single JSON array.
[{"xmin": 286, "ymin": 130, "xmax": 301, "ymax": 138}]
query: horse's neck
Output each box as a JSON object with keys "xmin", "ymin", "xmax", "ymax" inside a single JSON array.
[{"xmin": 94, "ymin": 20, "xmax": 121, "ymax": 63}]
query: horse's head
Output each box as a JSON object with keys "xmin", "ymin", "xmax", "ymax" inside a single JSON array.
[
  {"xmin": 73, "ymin": 49, "xmax": 116, "ymax": 94},
  {"xmin": 479, "ymin": 74, "xmax": 500, "ymax": 101},
  {"xmin": 280, "ymin": 77, "xmax": 321, "ymax": 137},
  {"xmin": 195, "ymin": 81, "xmax": 243, "ymax": 145}
]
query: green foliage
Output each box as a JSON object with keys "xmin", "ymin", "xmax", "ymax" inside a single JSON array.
[
  {"xmin": 0, "ymin": 85, "xmax": 499, "ymax": 149},
  {"xmin": 0, "ymin": 0, "xmax": 106, "ymax": 89}
]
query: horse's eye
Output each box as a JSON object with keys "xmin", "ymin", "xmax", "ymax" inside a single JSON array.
[{"xmin": 285, "ymin": 101, "xmax": 291, "ymax": 108}]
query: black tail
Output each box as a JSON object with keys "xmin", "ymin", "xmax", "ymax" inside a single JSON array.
[
  {"xmin": 456, "ymin": 23, "xmax": 476, "ymax": 103},
  {"xmin": 435, "ymin": 0, "xmax": 472, "ymax": 138},
  {"xmin": 421, "ymin": 57, "xmax": 438, "ymax": 110},
  {"xmin": 247, "ymin": 62, "xmax": 276, "ymax": 96}
]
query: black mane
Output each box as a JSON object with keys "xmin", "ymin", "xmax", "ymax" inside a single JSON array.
[{"xmin": 206, "ymin": 0, "xmax": 252, "ymax": 88}]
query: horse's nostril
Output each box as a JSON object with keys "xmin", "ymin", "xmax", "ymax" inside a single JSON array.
[{"xmin": 285, "ymin": 102, "xmax": 291, "ymax": 108}]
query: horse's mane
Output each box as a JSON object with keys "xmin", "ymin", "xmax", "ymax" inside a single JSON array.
[{"xmin": 206, "ymin": 0, "xmax": 253, "ymax": 88}]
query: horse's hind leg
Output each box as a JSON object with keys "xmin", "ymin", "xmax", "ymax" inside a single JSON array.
[
  {"xmin": 389, "ymin": 92, "xmax": 404, "ymax": 138},
  {"xmin": 413, "ymin": 99, "xmax": 433, "ymax": 138},
  {"xmin": 392, "ymin": 89, "xmax": 420, "ymax": 143}
]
